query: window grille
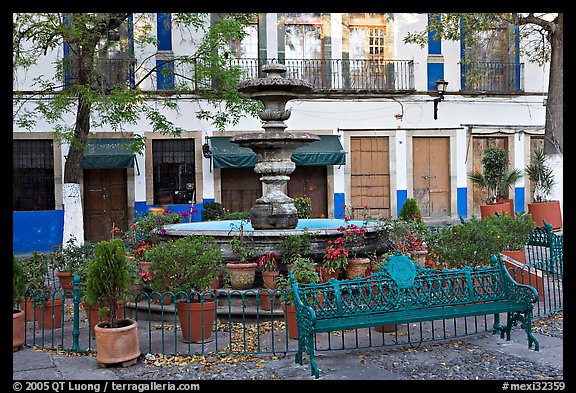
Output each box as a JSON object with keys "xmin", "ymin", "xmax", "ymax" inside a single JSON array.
[
  {"xmin": 13, "ymin": 139, "xmax": 55, "ymax": 211},
  {"xmin": 152, "ymin": 139, "xmax": 195, "ymax": 205}
]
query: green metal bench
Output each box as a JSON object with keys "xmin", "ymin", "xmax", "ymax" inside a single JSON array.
[{"xmin": 289, "ymin": 251, "xmax": 539, "ymax": 378}]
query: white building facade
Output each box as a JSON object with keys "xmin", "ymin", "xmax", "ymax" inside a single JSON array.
[{"xmin": 13, "ymin": 13, "xmax": 550, "ymax": 254}]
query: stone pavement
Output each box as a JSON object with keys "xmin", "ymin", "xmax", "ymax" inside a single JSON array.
[{"xmin": 13, "ymin": 312, "xmax": 563, "ymax": 383}]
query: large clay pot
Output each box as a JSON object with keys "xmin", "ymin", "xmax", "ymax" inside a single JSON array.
[
  {"xmin": 501, "ymin": 249, "xmax": 526, "ymax": 263},
  {"xmin": 94, "ymin": 318, "xmax": 141, "ymax": 367},
  {"xmin": 480, "ymin": 202, "xmax": 513, "ymax": 220},
  {"xmin": 56, "ymin": 271, "xmax": 74, "ymax": 298},
  {"xmin": 175, "ymin": 300, "xmax": 216, "ymax": 343},
  {"xmin": 281, "ymin": 303, "xmax": 298, "ymax": 339},
  {"xmin": 13, "ymin": 309, "xmax": 25, "ymax": 351},
  {"xmin": 226, "ymin": 262, "xmax": 257, "ymax": 290},
  {"xmin": 34, "ymin": 298, "xmax": 64, "ymax": 330},
  {"xmin": 344, "ymin": 258, "xmax": 371, "ymax": 279},
  {"xmin": 259, "ymin": 289, "xmax": 280, "ymax": 311},
  {"xmin": 409, "ymin": 249, "xmax": 429, "ymax": 267},
  {"xmin": 82, "ymin": 302, "xmax": 126, "ymax": 336},
  {"xmin": 261, "ymin": 271, "xmax": 279, "ymax": 289},
  {"xmin": 528, "ymin": 200, "xmax": 562, "ymax": 230}
]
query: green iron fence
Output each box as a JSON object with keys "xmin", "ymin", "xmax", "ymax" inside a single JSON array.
[{"xmin": 19, "ymin": 225, "xmax": 562, "ymax": 357}]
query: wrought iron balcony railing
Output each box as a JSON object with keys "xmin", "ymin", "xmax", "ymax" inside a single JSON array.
[
  {"xmin": 461, "ymin": 61, "xmax": 524, "ymax": 93},
  {"xmin": 232, "ymin": 58, "xmax": 415, "ymax": 92}
]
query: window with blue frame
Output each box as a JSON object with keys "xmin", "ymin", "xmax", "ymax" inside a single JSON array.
[
  {"xmin": 13, "ymin": 139, "xmax": 56, "ymax": 211},
  {"xmin": 461, "ymin": 23, "xmax": 523, "ymax": 93}
]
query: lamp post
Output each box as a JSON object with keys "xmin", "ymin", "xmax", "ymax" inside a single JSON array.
[{"xmin": 433, "ymin": 79, "xmax": 449, "ymax": 120}]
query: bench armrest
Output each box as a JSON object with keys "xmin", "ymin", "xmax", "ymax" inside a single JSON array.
[
  {"xmin": 289, "ymin": 271, "xmax": 318, "ymax": 324},
  {"xmin": 494, "ymin": 255, "xmax": 539, "ymax": 304}
]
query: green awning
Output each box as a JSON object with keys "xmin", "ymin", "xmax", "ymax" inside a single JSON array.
[
  {"xmin": 210, "ymin": 135, "xmax": 346, "ymax": 168},
  {"xmin": 81, "ymin": 138, "xmax": 135, "ymax": 169}
]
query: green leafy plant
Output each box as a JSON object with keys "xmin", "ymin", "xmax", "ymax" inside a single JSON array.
[
  {"xmin": 13, "ymin": 254, "xmax": 26, "ymax": 306},
  {"xmin": 229, "ymin": 235, "xmax": 262, "ymax": 264},
  {"xmin": 50, "ymin": 235, "xmax": 96, "ymax": 275},
  {"xmin": 222, "ymin": 211, "xmax": 250, "ymax": 220},
  {"xmin": 278, "ymin": 231, "xmax": 312, "ymax": 264},
  {"xmin": 487, "ymin": 213, "xmax": 537, "ymax": 251},
  {"xmin": 123, "ymin": 210, "xmax": 185, "ymax": 253},
  {"xmin": 294, "ymin": 196, "xmax": 312, "ymax": 219},
  {"xmin": 85, "ymin": 239, "xmax": 130, "ymax": 326},
  {"xmin": 19, "ymin": 252, "xmax": 51, "ymax": 292},
  {"xmin": 425, "ymin": 216, "xmax": 504, "ymax": 268},
  {"xmin": 202, "ymin": 202, "xmax": 225, "ymax": 221},
  {"xmin": 524, "ymin": 145, "xmax": 555, "ymax": 203},
  {"xmin": 276, "ymin": 256, "xmax": 320, "ymax": 306},
  {"xmin": 469, "ymin": 146, "xmax": 522, "ymax": 205},
  {"xmin": 398, "ymin": 198, "xmax": 422, "ymax": 222},
  {"xmin": 146, "ymin": 236, "xmax": 222, "ymax": 295}
]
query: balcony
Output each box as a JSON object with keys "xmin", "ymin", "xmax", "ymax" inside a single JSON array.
[
  {"xmin": 461, "ymin": 61, "xmax": 524, "ymax": 93},
  {"xmin": 65, "ymin": 57, "xmax": 132, "ymax": 91},
  {"xmin": 233, "ymin": 58, "xmax": 415, "ymax": 93}
]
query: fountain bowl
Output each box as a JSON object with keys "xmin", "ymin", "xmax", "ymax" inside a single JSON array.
[{"xmin": 161, "ymin": 218, "xmax": 389, "ymax": 263}]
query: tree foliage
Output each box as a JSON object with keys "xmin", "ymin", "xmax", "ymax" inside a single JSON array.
[
  {"xmin": 13, "ymin": 13, "xmax": 261, "ymax": 183},
  {"xmin": 404, "ymin": 13, "xmax": 562, "ymax": 156}
]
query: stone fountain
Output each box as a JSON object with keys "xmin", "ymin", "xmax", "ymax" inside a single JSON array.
[
  {"xmin": 160, "ymin": 62, "xmax": 387, "ymax": 262},
  {"xmin": 231, "ymin": 63, "xmax": 320, "ymax": 229}
]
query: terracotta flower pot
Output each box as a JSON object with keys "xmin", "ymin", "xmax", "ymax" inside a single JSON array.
[
  {"xmin": 528, "ymin": 200, "xmax": 562, "ymax": 230},
  {"xmin": 373, "ymin": 324, "xmax": 397, "ymax": 333},
  {"xmin": 13, "ymin": 309, "xmax": 25, "ymax": 352},
  {"xmin": 56, "ymin": 271, "xmax": 74, "ymax": 298},
  {"xmin": 82, "ymin": 302, "xmax": 126, "ymax": 336},
  {"xmin": 261, "ymin": 271, "xmax": 279, "ymax": 289},
  {"xmin": 175, "ymin": 300, "xmax": 216, "ymax": 343},
  {"xmin": 226, "ymin": 262, "xmax": 257, "ymax": 290},
  {"xmin": 344, "ymin": 258, "xmax": 371, "ymax": 279},
  {"xmin": 259, "ymin": 289, "xmax": 280, "ymax": 311},
  {"xmin": 409, "ymin": 249, "xmax": 428, "ymax": 267},
  {"xmin": 281, "ymin": 303, "xmax": 298, "ymax": 339},
  {"xmin": 94, "ymin": 318, "xmax": 141, "ymax": 367},
  {"xmin": 319, "ymin": 268, "xmax": 340, "ymax": 283},
  {"xmin": 34, "ymin": 298, "xmax": 64, "ymax": 330},
  {"xmin": 501, "ymin": 249, "xmax": 526, "ymax": 263},
  {"xmin": 480, "ymin": 202, "xmax": 513, "ymax": 220}
]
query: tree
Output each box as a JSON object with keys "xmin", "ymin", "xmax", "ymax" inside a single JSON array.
[
  {"xmin": 13, "ymin": 13, "xmax": 260, "ymax": 245},
  {"xmin": 404, "ymin": 13, "xmax": 563, "ymax": 206}
]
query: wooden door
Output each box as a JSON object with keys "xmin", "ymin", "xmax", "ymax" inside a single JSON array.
[
  {"xmin": 471, "ymin": 137, "xmax": 508, "ymax": 217},
  {"xmin": 220, "ymin": 168, "xmax": 262, "ymax": 213},
  {"xmin": 287, "ymin": 166, "xmax": 328, "ymax": 218},
  {"xmin": 350, "ymin": 137, "xmax": 390, "ymax": 218},
  {"xmin": 84, "ymin": 169, "xmax": 128, "ymax": 242},
  {"xmin": 413, "ymin": 137, "xmax": 451, "ymax": 217}
]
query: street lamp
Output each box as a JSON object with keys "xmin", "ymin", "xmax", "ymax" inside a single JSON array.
[{"xmin": 433, "ymin": 79, "xmax": 449, "ymax": 120}]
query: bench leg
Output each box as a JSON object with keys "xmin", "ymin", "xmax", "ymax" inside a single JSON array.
[
  {"xmin": 295, "ymin": 336, "xmax": 304, "ymax": 365},
  {"xmin": 521, "ymin": 312, "xmax": 540, "ymax": 351},
  {"xmin": 306, "ymin": 334, "xmax": 319, "ymax": 379},
  {"xmin": 492, "ymin": 313, "xmax": 504, "ymax": 336}
]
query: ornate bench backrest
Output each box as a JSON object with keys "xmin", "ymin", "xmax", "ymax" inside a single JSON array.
[{"xmin": 292, "ymin": 252, "xmax": 511, "ymax": 319}]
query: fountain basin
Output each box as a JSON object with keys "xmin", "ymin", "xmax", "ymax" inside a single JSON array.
[{"xmin": 161, "ymin": 218, "xmax": 389, "ymax": 262}]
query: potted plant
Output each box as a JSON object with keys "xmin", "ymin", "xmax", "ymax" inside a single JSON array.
[
  {"xmin": 19, "ymin": 252, "xmax": 63, "ymax": 329},
  {"xmin": 469, "ymin": 145, "xmax": 522, "ymax": 219},
  {"xmin": 493, "ymin": 213, "xmax": 537, "ymax": 263},
  {"xmin": 322, "ymin": 235, "xmax": 348, "ymax": 281},
  {"xmin": 226, "ymin": 235, "xmax": 262, "ymax": 290},
  {"xmin": 257, "ymin": 251, "xmax": 279, "ymax": 311},
  {"xmin": 13, "ymin": 254, "xmax": 26, "ymax": 351},
  {"xmin": 524, "ymin": 145, "xmax": 562, "ymax": 230},
  {"xmin": 276, "ymin": 256, "xmax": 321, "ymax": 339},
  {"xmin": 85, "ymin": 239, "xmax": 140, "ymax": 367},
  {"xmin": 278, "ymin": 231, "xmax": 312, "ymax": 270},
  {"xmin": 339, "ymin": 223, "xmax": 370, "ymax": 279},
  {"xmin": 146, "ymin": 236, "xmax": 222, "ymax": 343},
  {"xmin": 50, "ymin": 236, "xmax": 95, "ymax": 297}
]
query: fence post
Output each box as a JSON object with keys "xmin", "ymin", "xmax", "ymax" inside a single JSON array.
[{"xmin": 71, "ymin": 274, "xmax": 81, "ymax": 351}]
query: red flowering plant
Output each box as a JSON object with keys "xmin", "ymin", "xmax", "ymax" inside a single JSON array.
[
  {"xmin": 323, "ymin": 236, "xmax": 348, "ymax": 274},
  {"xmin": 257, "ymin": 252, "xmax": 278, "ymax": 272}
]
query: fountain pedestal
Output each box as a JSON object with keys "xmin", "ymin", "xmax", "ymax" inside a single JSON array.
[{"xmin": 232, "ymin": 63, "xmax": 319, "ymax": 229}]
